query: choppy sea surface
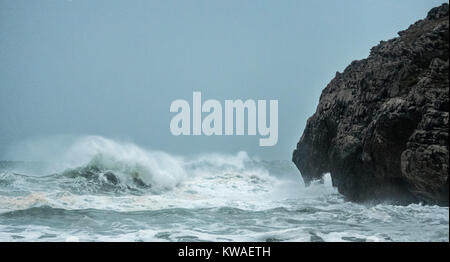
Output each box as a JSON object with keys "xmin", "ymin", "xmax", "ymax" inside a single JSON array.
[{"xmin": 0, "ymin": 136, "xmax": 448, "ymax": 242}]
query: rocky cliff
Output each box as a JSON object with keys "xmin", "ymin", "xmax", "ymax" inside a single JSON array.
[{"xmin": 293, "ymin": 4, "xmax": 449, "ymax": 206}]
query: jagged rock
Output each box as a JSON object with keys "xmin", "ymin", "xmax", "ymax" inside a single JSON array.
[{"xmin": 292, "ymin": 4, "xmax": 449, "ymax": 206}]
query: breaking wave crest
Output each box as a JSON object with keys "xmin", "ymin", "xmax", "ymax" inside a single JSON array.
[{"xmin": 0, "ymin": 136, "xmax": 314, "ymax": 211}]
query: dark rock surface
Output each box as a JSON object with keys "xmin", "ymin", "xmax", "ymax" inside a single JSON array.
[{"xmin": 292, "ymin": 4, "xmax": 449, "ymax": 206}]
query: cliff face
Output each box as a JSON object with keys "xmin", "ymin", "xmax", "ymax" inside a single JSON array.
[{"xmin": 292, "ymin": 4, "xmax": 449, "ymax": 206}]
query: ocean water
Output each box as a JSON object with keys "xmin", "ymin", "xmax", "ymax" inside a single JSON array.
[{"xmin": 0, "ymin": 136, "xmax": 448, "ymax": 242}]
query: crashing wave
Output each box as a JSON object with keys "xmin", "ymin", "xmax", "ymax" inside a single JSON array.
[{"xmin": 0, "ymin": 136, "xmax": 300, "ymax": 198}]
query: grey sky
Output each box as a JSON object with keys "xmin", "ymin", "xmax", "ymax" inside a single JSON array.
[{"xmin": 0, "ymin": 0, "xmax": 446, "ymax": 160}]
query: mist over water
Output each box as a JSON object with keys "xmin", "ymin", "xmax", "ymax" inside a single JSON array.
[{"xmin": 0, "ymin": 136, "xmax": 447, "ymax": 242}]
